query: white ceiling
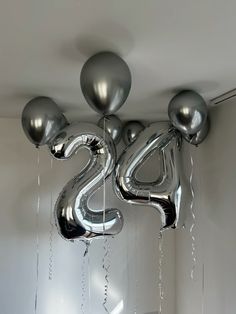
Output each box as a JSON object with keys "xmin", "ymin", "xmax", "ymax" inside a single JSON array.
[{"xmin": 1, "ymin": 0, "xmax": 236, "ymax": 122}]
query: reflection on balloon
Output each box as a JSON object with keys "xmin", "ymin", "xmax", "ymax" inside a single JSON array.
[
  {"xmin": 80, "ymin": 52, "xmax": 131, "ymax": 115},
  {"xmin": 168, "ymin": 90, "xmax": 208, "ymax": 135},
  {"xmin": 98, "ymin": 115, "xmax": 123, "ymax": 144},
  {"xmin": 49, "ymin": 123, "xmax": 123, "ymax": 241},
  {"xmin": 22, "ymin": 96, "xmax": 68, "ymax": 147},
  {"xmin": 183, "ymin": 116, "xmax": 210, "ymax": 146},
  {"xmin": 115, "ymin": 122, "xmax": 190, "ymax": 230},
  {"xmin": 122, "ymin": 120, "xmax": 145, "ymax": 145}
]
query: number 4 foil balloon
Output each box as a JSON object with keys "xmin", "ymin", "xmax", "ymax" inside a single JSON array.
[
  {"xmin": 49, "ymin": 123, "xmax": 123, "ymax": 241},
  {"xmin": 114, "ymin": 122, "xmax": 190, "ymax": 230}
]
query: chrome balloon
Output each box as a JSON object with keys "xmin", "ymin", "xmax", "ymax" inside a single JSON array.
[
  {"xmin": 49, "ymin": 123, "xmax": 123, "ymax": 241},
  {"xmin": 122, "ymin": 120, "xmax": 145, "ymax": 145},
  {"xmin": 168, "ymin": 90, "xmax": 208, "ymax": 135},
  {"xmin": 80, "ymin": 52, "xmax": 131, "ymax": 115},
  {"xmin": 22, "ymin": 96, "xmax": 68, "ymax": 147},
  {"xmin": 98, "ymin": 115, "xmax": 123, "ymax": 144},
  {"xmin": 114, "ymin": 122, "xmax": 189, "ymax": 230},
  {"xmin": 183, "ymin": 116, "xmax": 210, "ymax": 146}
]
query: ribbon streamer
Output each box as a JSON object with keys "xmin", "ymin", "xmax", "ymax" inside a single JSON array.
[
  {"xmin": 201, "ymin": 263, "xmax": 205, "ymax": 314},
  {"xmin": 189, "ymin": 154, "xmax": 196, "ymax": 279},
  {"xmin": 102, "ymin": 118, "xmax": 110, "ymax": 313},
  {"xmin": 34, "ymin": 149, "xmax": 41, "ymax": 313},
  {"xmin": 48, "ymin": 158, "xmax": 54, "ymax": 280},
  {"xmin": 81, "ymin": 242, "xmax": 89, "ymax": 314},
  {"xmin": 134, "ymin": 213, "xmax": 138, "ymax": 314},
  {"xmin": 158, "ymin": 232, "xmax": 164, "ymax": 314},
  {"xmin": 102, "ymin": 238, "xmax": 110, "ymax": 313}
]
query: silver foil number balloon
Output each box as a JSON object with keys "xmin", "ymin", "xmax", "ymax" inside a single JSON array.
[
  {"xmin": 98, "ymin": 115, "xmax": 123, "ymax": 144},
  {"xmin": 80, "ymin": 52, "xmax": 131, "ymax": 115},
  {"xmin": 114, "ymin": 122, "xmax": 189, "ymax": 230},
  {"xmin": 22, "ymin": 96, "xmax": 68, "ymax": 147},
  {"xmin": 49, "ymin": 123, "xmax": 123, "ymax": 241},
  {"xmin": 168, "ymin": 90, "xmax": 208, "ymax": 135},
  {"xmin": 122, "ymin": 120, "xmax": 145, "ymax": 145}
]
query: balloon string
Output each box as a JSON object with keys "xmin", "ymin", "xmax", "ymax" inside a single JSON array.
[
  {"xmin": 81, "ymin": 242, "xmax": 90, "ymax": 314},
  {"xmin": 134, "ymin": 214, "xmax": 138, "ymax": 314},
  {"xmin": 201, "ymin": 263, "xmax": 205, "ymax": 314},
  {"xmin": 34, "ymin": 149, "xmax": 41, "ymax": 314},
  {"xmin": 48, "ymin": 158, "xmax": 54, "ymax": 280},
  {"xmin": 102, "ymin": 117, "xmax": 106, "ymax": 231},
  {"xmin": 189, "ymin": 154, "xmax": 196, "ymax": 280},
  {"xmin": 102, "ymin": 238, "xmax": 110, "ymax": 313},
  {"xmin": 102, "ymin": 117, "xmax": 110, "ymax": 313},
  {"xmin": 158, "ymin": 232, "xmax": 164, "ymax": 314},
  {"xmin": 81, "ymin": 253, "xmax": 86, "ymax": 314},
  {"xmin": 88, "ymin": 245, "xmax": 91, "ymax": 314}
]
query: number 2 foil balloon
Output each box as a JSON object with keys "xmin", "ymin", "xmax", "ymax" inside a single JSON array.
[
  {"xmin": 49, "ymin": 123, "xmax": 124, "ymax": 241},
  {"xmin": 114, "ymin": 122, "xmax": 190, "ymax": 230}
]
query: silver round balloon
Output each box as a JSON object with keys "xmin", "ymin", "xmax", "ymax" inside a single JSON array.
[
  {"xmin": 122, "ymin": 121, "xmax": 145, "ymax": 145},
  {"xmin": 114, "ymin": 122, "xmax": 190, "ymax": 230},
  {"xmin": 49, "ymin": 123, "xmax": 123, "ymax": 242},
  {"xmin": 22, "ymin": 96, "xmax": 68, "ymax": 147},
  {"xmin": 98, "ymin": 115, "xmax": 123, "ymax": 144},
  {"xmin": 80, "ymin": 52, "xmax": 131, "ymax": 115},
  {"xmin": 168, "ymin": 90, "xmax": 208, "ymax": 135},
  {"xmin": 183, "ymin": 116, "xmax": 210, "ymax": 146}
]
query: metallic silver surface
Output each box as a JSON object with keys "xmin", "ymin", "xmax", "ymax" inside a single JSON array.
[
  {"xmin": 80, "ymin": 52, "xmax": 131, "ymax": 115},
  {"xmin": 183, "ymin": 116, "xmax": 210, "ymax": 146},
  {"xmin": 98, "ymin": 115, "xmax": 122, "ymax": 144},
  {"xmin": 114, "ymin": 122, "xmax": 189, "ymax": 230},
  {"xmin": 49, "ymin": 122, "xmax": 123, "ymax": 241},
  {"xmin": 122, "ymin": 120, "xmax": 145, "ymax": 145},
  {"xmin": 22, "ymin": 96, "xmax": 67, "ymax": 147},
  {"xmin": 168, "ymin": 90, "xmax": 207, "ymax": 135}
]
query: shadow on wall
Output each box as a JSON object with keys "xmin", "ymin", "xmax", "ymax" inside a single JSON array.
[{"xmin": 196, "ymin": 103, "xmax": 236, "ymax": 230}]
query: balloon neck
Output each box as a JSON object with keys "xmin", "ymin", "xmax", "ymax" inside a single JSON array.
[
  {"xmin": 35, "ymin": 144, "xmax": 40, "ymax": 149},
  {"xmin": 189, "ymin": 137, "xmax": 199, "ymax": 147}
]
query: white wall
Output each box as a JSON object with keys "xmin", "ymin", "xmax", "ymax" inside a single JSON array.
[
  {"xmin": 3, "ymin": 98, "xmax": 236, "ymax": 314},
  {"xmin": 176, "ymin": 98, "xmax": 236, "ymax": 314},
  {"xmin": 0, "ymin": 118, "xmax": 175, "ymax": 314}
]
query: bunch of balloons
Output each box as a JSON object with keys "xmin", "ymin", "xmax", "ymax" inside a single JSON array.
[
  {"xmin": 21, "ymin": 52, "xmax": 133, "ymax": 242},
  {"xmin": 22, "ymin": 51, "xmax": 209, "ymax": 242}
]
